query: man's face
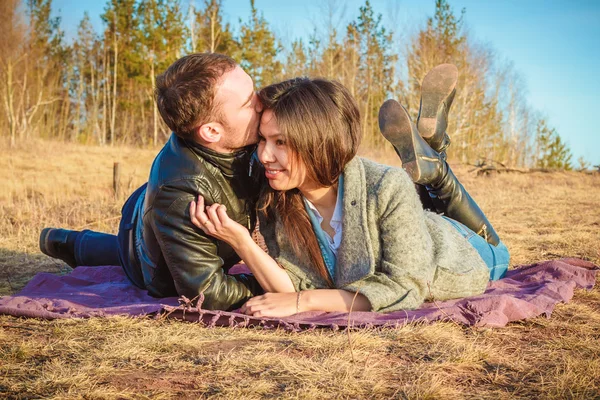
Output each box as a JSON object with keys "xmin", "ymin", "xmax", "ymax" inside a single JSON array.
[{"xmin": 213, "ymin": 66, "xmax": 262, "ymax": 150}]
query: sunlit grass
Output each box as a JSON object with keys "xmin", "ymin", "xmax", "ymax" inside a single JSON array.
[{"xmin": 0, "ymin": 138, "xmax": 599, "ymax": 398}]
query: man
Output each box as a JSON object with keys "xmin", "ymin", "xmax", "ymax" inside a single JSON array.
[{"xmin": 40, "ymin": 53, "xmax": 265, "ymax": 310}]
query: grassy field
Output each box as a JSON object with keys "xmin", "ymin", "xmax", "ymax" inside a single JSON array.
[{"xmin": 1, "ymin": 139, "xmax": 599, "ymax": 399}]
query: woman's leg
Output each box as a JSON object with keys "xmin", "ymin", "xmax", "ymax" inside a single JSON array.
[
  {"xmin": 378, "ymin": 63, "xmax": 501, "ymax": 245},
  {"xmin": 443, "ymin": 216, "xmax": 509, "ymax": 280},
  {"xmin": 378, "ymin": 99, "xmax": 501, "ymax": 245},
  {"xmin": 414, "ymin": 183, "xmax": 437, "ymax": 211}
]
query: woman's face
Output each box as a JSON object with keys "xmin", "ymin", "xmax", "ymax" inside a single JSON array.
[{"xmin": 257, "ymin": 109, "xmax": 310, "ymax": 191}]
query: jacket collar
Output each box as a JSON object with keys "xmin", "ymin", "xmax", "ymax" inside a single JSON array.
[
  {"xmin": 335, "ymin": 157, "xmax": 375, "ymax": 287},
  {"xmin": 182, "ymin": 135, "xmax": 256, "ymax": 178}
]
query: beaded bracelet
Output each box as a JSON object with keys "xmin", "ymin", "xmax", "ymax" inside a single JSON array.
[{"xmin": 296, "ymin": 291, "xmax": 303, "ymax": 314}]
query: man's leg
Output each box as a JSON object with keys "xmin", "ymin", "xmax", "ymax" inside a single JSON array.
[
  {"xmin": 40, "ymin": 228, "xmax": 121, "ymax": 267},
  {"xmin": 74, "ymin": 230, "xmax": 121, "ymax": 266}
]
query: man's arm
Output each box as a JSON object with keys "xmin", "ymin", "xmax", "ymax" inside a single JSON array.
[
  {"xmin": 151, "ymin": 190, "xmax": 259, "ymax": 310},
  {"xmin": 189, "ymin": 196, "xmax": 296, "ymax": 294}
]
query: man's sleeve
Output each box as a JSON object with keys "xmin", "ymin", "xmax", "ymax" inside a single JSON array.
[{"xmin": 150, "ymin": 186, "xmax": 259, "ymax": 311}]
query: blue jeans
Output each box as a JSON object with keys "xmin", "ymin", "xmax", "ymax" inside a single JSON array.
[
  {"xmin": 443, "ymin": 216, "xmax": 509, "ymax": 280},
  {"xmin": 73, "ymin": 184, "xmax": 147, "ymax": 289},
  {"xmin": 74, "ymin": 230, "xmax": 121, "ymax": 267}
]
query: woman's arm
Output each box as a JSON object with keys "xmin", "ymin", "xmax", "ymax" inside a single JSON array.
[
  {"xmin": 302, "ymin": 289, "xmax": 371, "ymax": 312},
  {"xmin": 190, "ymin": 195, "xmax": 295, "ymax": 293},
  {"xmin": 240, "ymin": 289, "xmax": 371, "ymax": 317}
]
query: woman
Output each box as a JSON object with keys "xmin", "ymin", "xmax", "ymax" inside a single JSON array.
[{"xmin": 190, "ymin": 65, "xmax": 510, "ymax": 317}]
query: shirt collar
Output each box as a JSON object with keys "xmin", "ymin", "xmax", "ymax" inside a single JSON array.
[
  {"xmin": 304, "ymin": 174, "xmax": 344, "ymax": 224},
  {"xmin": 182, "ymin": 135, "xmax": 256, "ymax": 178}
]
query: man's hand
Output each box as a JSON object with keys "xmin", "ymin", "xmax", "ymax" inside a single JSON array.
[
  {"xmin": 190, "ymin": 195, "xmax": 251, "ymax": 249},
  {"xmin": 239, "ymin": 292, "xmax": 300, "ymax": 317}
]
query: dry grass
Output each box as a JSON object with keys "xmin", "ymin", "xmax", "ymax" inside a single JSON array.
[{"xmin": 1, "ymin": 138, "xmax": 599, "ymax": 399}]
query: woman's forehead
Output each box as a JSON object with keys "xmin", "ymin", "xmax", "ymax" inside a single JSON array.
[{"xmin": 260, "ymin": 110, "xmax": 279, "ymax": 134}]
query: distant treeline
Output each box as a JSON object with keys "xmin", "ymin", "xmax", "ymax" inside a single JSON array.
[{"xmin": 0, "ymin": 0, "xmax": 575, "ymax": 168}]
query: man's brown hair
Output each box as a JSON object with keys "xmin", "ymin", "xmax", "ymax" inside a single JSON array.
[{"xmin": 155, "ymin": 53, "xmax": 236, "ymax": 139}]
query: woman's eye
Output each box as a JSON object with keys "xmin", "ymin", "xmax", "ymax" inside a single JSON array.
[{"xmin": 276, "ymin": 139, "xmax": 285, "ymax": 146}]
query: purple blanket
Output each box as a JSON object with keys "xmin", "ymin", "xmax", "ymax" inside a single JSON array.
[{"xmin": 0, "ymin": 258, "xmax": 597, "ymax": 330}]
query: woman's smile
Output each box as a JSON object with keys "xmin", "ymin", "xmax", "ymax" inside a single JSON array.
[{"xmin": 264, "ymin": 167, "xmax": 285, "ymax": 179}]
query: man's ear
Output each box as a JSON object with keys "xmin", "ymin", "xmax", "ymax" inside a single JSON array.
[{"xmin": 195, "ymin": 122, "xmax": 224, "ymax": 144}]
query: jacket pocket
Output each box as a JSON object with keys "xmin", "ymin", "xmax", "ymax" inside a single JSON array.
[{"xmin": 429, "ymin": 263, "xmax": 489, "ymax": 301}]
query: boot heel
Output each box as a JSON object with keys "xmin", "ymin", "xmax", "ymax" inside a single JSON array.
[
  {"xmin": 378, "ymin": 99, "xmax": 416, "ymax": 165},
  {"xmin": 402, "ymin": 160, "xmax": 419, "ymax": 180},
  {"xmin": 379, "ymin": 99, "xmax": 442, "ymax": 183},
  {"xmin": 417, "ymin": 64, "xmax": 457, "ymax": 150}
]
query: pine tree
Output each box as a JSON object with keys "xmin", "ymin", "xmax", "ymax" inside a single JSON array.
[
  {"xmin": 535, "ymin": 119, "xmax": 572, "ymax": 170},
  {"xmin": 342, "ymin": 1, "xmax": 397, "ymax": 145},
  {"xmin": 193, "ymin": 0, "xmax": 237, "ymax": 54},
  {"xmin": 101, "ymin": 0, "xmax": 141, "ymax": 145},
  {"xmin": 0, "ymin": 0, "xmax": 27, "ymax": 146},
  {"xmin": 137, "ymin": 0, "xmax": 186, "ymax": 145},
  {"xmin": 72, "ymin": 13, "xmax": 96, "ymax": 142},
  {"xmin": 8, "ymin": 0, "xmax": 69, "ymax": 141},
  {"xmin": 284, "ymin": 39, "xmax": 308, "ymax": 79},
  {"xmin": 404, "ymin": 0, "xmax": 506, "ymax": 164},
  {"xmin": 236, "ymin": 0, "xmax": 282, "ymax": 87}
]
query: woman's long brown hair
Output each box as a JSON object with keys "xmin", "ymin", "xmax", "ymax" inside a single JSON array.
[{"xmin": 257, "ymin": 78, "xmax": 362, "ymax": 285}]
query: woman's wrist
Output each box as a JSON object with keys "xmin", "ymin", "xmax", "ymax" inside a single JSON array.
[
  {"xmin": 298, "ymin": 290, "xmax": 313, "ymax": 312},
  {"xmin": 296, "ymin": 291, "xmax": 303, "ymax": 313},
  {"xmin": 228, "ymin": 232, "xmax": 256, "ymax": 256}
]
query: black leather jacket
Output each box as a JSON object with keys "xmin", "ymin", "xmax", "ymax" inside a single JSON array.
[{"xmin": 125, "ymin": 134, "xmax": 263, "ymax": 310}]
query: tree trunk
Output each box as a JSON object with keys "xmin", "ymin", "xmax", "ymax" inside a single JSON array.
[
  {"xmin": 111, "ymin": 30, "xmax": 118, "ymax": 146},
  {"xmin": 74, "ymin": 58, "xmax": 84, "ymax": 142},
  {"xmin": 5, "ymin": 62, "xmax": 16, "ymax": 147},
  {"xmin": 151, "ymin": 60, "xmax": 157, "ymax": 146},
  {"xmin": 189, "ymin": 4, "xmax": 196, "ymax": 52},
  {"xmin": 210, "ymin": 7, "xmax": 217, "ymax": 53},
  {"xmin": 102, "ymin": 47, "xmax": 108, "ymax": 145}
]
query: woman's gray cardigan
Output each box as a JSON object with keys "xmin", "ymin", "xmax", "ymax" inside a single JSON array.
[{"xmin": 259, "ymin": 157, "xmax": 490, "ymax": 312}]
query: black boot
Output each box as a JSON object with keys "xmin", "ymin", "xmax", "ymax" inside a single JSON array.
[
  {"xmin": 379, "ymin": 99, "xmax": 445, "ymax": 185},
  {"xmin": 39, "ymin": 228, "xmax": 78, "ymax": 268},
  {"xmin": 378, "ymin": 99, "xmax": 500, "ymax": 246},
  {"xmin": 415, "ymin": 183, "xmax": 437, "ymax": 212},
  {"xmin": 433, "ymin": 167, "xmax": 500, "ymax": 246},
  {"xmin": 416, "ymin": 63, "xmax": 457, "ymax": 155}
]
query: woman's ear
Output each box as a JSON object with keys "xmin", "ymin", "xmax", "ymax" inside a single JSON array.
[{"xmin": 195, "ymin": 122, "xmax": 224, "ymax": 144}]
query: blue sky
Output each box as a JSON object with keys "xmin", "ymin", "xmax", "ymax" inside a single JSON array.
[{"xmin": 53, "ymin": 0, "xmax": 600, "ymax": 165}]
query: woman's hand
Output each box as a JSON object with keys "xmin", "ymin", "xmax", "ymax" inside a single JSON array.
[
  {"xmin": 189, "ymin": 195, "xmax": 251, "ymax": 249},
  {"xmin": 190, "ymin": 195, "xmax": 296, "ymax": 294},
  {"xmin": 240, "ymin": 292, "xmax": 300, "ymax": 317}
]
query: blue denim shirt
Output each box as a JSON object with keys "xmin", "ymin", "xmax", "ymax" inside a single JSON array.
[{"xmin": 303, "ymin": 175, "xmax": 344, "ymax": 282}]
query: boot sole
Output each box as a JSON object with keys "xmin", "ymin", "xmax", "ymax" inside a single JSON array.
[
  {"xmin": 418, "ymin": 64, "xmax": 458, "ymax": 138},
  {"xmin": 39, "ymin": 227, "xmax": 52, "ymax": 256},
  {"xmin": 378, "ymin": 100, "xmax": 420, "ymax": 181}
]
